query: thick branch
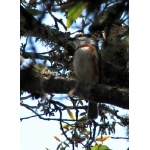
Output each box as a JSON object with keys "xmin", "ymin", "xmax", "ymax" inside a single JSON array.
[
  {"xmin": 44, "ymin": 77, "xmax": 129, "ymax": 109},
  {"xmin": 20, "ymin": 66, "xmax": 128, "ymax": 109},
  {"xmin": 21, "ymin": 51, "xmax": 128, "ymax": 88},
  {"xmin": 20, "ymin": 5, "xmax": 74, "ymax": 54}
]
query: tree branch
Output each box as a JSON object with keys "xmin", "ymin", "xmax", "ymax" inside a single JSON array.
[
  {"xmin": 20, "ymin": 64, "xmax": 129, "ymax": 109},
  {"xmin": 20, "ymin": 5, "xmax": 74, "ymax": 55},
  {"xmin": 111, "ymin": 136, "xmax": 129, "ymax": 139},
  {"xmin": 21, "ymin": 50, "xmax": 128, "ymax": 88}
]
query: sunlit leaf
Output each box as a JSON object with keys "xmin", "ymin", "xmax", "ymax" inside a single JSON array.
[
  {"xmin": 62, "ymin": 124, "xmax": 74, "ymax": 130},
  {"xmin": 67, "ymin": 109, "xmax": 76, "ymax": 120},
  {"xmin": 62, "ymin": 123, "xmax": 75, "ymax": 130},
  {"xmin": 66, "ymin": 1, "xmax": 88, "ymax": 28},
  {"xmin": 96, "ymin": 136, "xmax": 110, "ymax": 142},
  {"xmin": 70, "ymin": 127, "xmax": 75, "ymax": 130},
  {"xmin": 62, "ymin": 124, "xmax": 70, "ymax": 128}
]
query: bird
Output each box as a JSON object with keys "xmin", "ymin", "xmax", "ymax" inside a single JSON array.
[{"xmin": 72, "ymin": 33, "xmax": 102, "ymax": 119}]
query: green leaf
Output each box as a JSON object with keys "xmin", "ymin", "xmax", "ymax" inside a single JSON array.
[
  {"xmin": 91, "ymin": 145, "xmax": 110, "ymax": 150},
  {"xmin": 60, "ymin": 147, "xmax": 66, "ymax": 150},
  {"xmin": 66, "ymin": 1, "xmax": 88, "ymax": 28},
  {"xmin": 56, "ymin": 143, "xmax": 62, "ymax": 150},
  {"xmin": 67, "ymin": 109, "xmax": 76, "ymax": 120}
]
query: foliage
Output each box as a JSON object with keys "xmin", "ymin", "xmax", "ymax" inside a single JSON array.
[
  {"xmin": 20, "ymin": 0, "xmax": 129, "ymax": 149},
  {"xmin": 66, "ymin": 1, "xmax": 88, "ymax": 28}
]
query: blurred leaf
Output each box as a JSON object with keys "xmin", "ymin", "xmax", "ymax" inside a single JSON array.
[
  {"xmin": 56, "ymin": 143, "xmax": 61, "ymax": 150},
  {"xmin": 79, "ymin": 112, "xmax": 86, "ymax": 116},
  {"xmin": 81, "ymin": 128, "xmax": 90, "ymax": 135},
  {"xmin": 78, "ymin": 137, "xmax": 86, "ymax": 142},
  {"xmin": 76, "ymin": 116, "xmax": 86, "ymax": 125},
  {"xmin": 67, "ymin": 109, "xmax": 76, "ymax": 120},
  {"xmin": 62, "ymin": 124, "xmax": 71, "ymax": 129},
  {"xmin": 60, "ymin": 147, "xmax": 65, "ymax": 150},
  {"xmin": 54, "ymin": 135, "xmax": 61, "ymax": 142},
  {"xmin": 96, "ymin": 136, "xmax": 110, "ymax": 142},
  {"xmin": 62, "ymin": 124, "xmax": 74, "ymax": 130},
  {"xmin": 91, "ymin": 144, "xmax": 110, "ymax": 150},
  {"xmin": 66, "ymin": 1, "xmax": 88, "ymax": 28},
  {"xmin": 74, "ymin": 130, "xmax": 79, "ymax": 138},
  {"xmin": 79, "ymin": 99, "xmax": 83, "ymax": 106}
]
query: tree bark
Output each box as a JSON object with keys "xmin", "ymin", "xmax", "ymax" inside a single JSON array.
[
  {"xmin": 20, "ymin": 64, "xmax": 129, "ymax": 109},
  {"xmin": 20, "ymin": 5, "xmax": 74, "ymax": 55}
]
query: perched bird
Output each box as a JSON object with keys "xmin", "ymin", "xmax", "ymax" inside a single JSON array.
[{"xmin": 72, "ymin": 33, "xmax": 102, "ymax": 119}]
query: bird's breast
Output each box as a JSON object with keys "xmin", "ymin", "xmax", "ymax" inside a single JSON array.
[{"xmin": 73, "ymin": 46, "xmax": 99, "ymax": 83}]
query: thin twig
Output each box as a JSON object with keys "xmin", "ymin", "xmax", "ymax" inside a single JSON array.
[
  {"xmin": 111, "ymin": 136, "xmax": 129, "ymax": 139},
  {"xmin": 20, "ymin": 114, "xmax": 45, "ymax": 121},
  {"xmin": 20, "ymin": 94, "xmax": 32, "ymax": 100},
  {"xmin": 58, "ymin": 107, "xmax": 75, "ymax": 150},
  {"xmin": 20, "ymin": 103, "xmax": 87, "ymax": 122}
]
